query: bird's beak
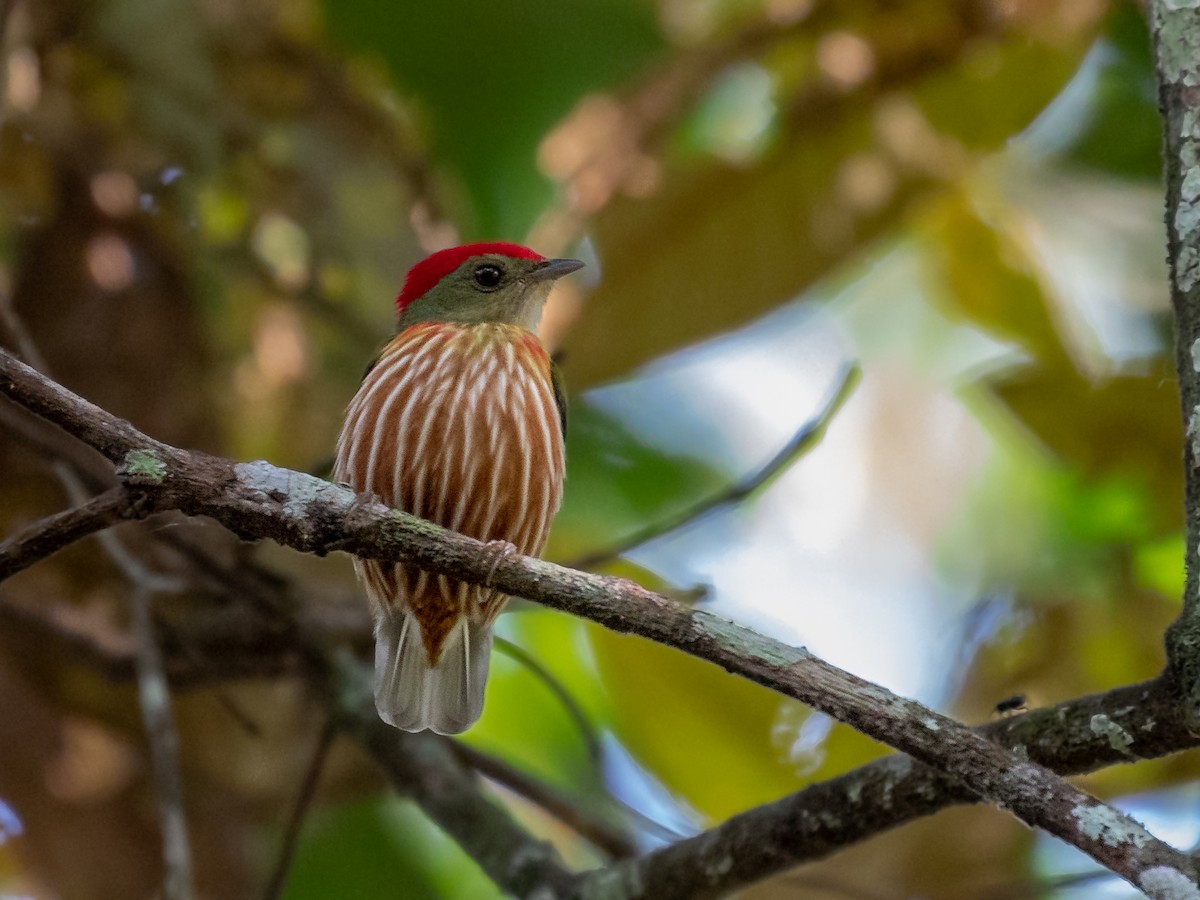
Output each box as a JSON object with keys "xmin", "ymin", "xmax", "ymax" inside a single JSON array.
[{"xmin": 528, "ymin": 258, "xmax": 585, "ymax": 282}]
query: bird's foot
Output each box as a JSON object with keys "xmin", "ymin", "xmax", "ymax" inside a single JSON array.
[
  {"xmin": 348, "ymin": 489, "xmax": 382, "ymax": 513},
  {"xmin": 480, "ymin": 539, "xmax": 519, "ymax": 589},
  {"xmin": 339, "ymin": 489, "xmax": 384, "ymax": 539}
]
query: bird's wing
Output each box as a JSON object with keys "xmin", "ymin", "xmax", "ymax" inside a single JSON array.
[{"xmin": 551, "ymin": 358, "xmax": 568, "ymax": 438}]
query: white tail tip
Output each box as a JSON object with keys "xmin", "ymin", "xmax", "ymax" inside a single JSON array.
[{"xmin": 373, "ymin": 612, "xmax": 492, "ymax": 734}]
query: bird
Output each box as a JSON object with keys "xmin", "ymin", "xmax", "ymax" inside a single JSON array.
[{"xmin": 334, "ymin": 242, "xmax": 583, "ymax": 733}]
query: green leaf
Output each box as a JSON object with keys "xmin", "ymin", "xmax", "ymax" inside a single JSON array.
[
  {"xmin": 589, "ymin": 625, "xmax": 882, "ymax": 821},
  {"xmin": 1057, "ymin": 4, "xmax": 1162, "ymax": 181},
  {"xmin": 565, "ymin": 24, "xmax": 1094, "ymax": 386},
  {"xmin": 993, "ymin": 366, "xmax": 1183, "ymax": 533},
  {"xmin": 322, "ymin": 0, "xmax": 664, "ymax": 237},
  {"xmin": 920, "ymin": 191, "xmax": 1068, "ymax": 364},
  {"xmin": 1134, "ymin": 533, "xmax": 1186, "ymax": 602},
  {"xmin": 283, "ymin": 797, "xmax": 499, "ymax": 900}
]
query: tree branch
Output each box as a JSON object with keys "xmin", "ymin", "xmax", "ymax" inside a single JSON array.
[
  {"xmin": 1152, "ymin": 0, "xmax": 1200, "ymax": 734},
  {"xmin": 262, "ymin": 718, "xmax": 336, "ymax": 900},
  {"xmin": 569, "ymin": 676, "xmax": 1196, "ymax": 899},
  {"xmin": 129, "ymin": 584, "xmax": 194, "ymax": 900},
  {"xmin": 443, "ymin": 739, "xmax": 637, "ymax": 860},
  {"xmin": 2, "ymin": 349, "xmax": 1196, "ymax": 896},
  {"xmin": 0, "ymin": 487, "xmax": 141, "ymax": 581}
]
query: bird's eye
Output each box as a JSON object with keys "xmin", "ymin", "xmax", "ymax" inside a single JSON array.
[{"xmin": 473, "ymin": 264, "xmax": 504, "ymax": 290}]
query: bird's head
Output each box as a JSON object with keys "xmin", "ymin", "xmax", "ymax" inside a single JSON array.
[{"xmin": 396, "ymin": 242, "xmax": 584, "ymax": 330}]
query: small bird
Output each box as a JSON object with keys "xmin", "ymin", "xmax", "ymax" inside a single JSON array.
[{"xmin": 335, "ymin": 242, "xmax": 582, "ymax": 733}]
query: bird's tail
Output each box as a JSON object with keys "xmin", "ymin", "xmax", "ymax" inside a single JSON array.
[{"xmin": 373, "ymin": 611, "xmax": 492, "ymax": 734}]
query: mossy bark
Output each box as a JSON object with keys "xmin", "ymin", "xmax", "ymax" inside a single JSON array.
[{"xmin": 1152, "ymin": 1, "xmax": 1200, "ymax": 726}]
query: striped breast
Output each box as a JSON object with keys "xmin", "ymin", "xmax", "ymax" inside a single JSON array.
[{"xmin": 334, "ymin": 322, "xmax": 566, "ymax": 663}]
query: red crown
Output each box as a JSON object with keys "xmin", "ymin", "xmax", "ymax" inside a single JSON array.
[{"xmin": 397, "ymin": 242, "xmax": 544, "ymax": 313}]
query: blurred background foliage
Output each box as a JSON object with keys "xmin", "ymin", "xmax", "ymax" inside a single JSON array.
[{"xmin": 0, "ymin": 0, "xmax": 1189, "ymax": 897}]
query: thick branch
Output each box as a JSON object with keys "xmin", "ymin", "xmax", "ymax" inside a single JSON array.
[
  {"xmin": 1153, "ymin": 0, "xmax": 1200, "ymax": 732},
  {"xmin": 571, "ymin": 677, "xmax": 1195, "ymax": 899},
  {"xmin": 1, "ymin": 351, "xmax": 1195, "ymax": 895}
]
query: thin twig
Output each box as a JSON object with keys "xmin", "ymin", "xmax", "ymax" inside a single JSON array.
[
  {"xmin": 567, "ymin": 362, "xmax": 860, "ymax": 570},
  {"xmin": 494, "ymin": 635, "xmax": 603, "ymax": 765},
  {"xmin": 0, "ymin": 487, "xmax": 137, "ymax": 581},
  {"xmin": 262, "ymin": 718, "xmax": 336, "ymax": 900},
  {"xmin": 0, "ymin": 285, "xmax": 51, "ymax": 373},
  {"xmin": 491, "ymin": 639, "xmax": 683, "ymax": 846},
  {"xmin": 443, "ymin": 739, "xmax": 637, "ymax": 860},
  {"xmin": 0, "ymin": 398, "xmax": 115, "ymax": 490},
  {"xmin": 129, "ymin": 585, "xmax": 194, "ymax": 900}
]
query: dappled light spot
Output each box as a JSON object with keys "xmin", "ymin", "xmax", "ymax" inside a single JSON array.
[
  {"xmin": 687, "ymin": 63, "xmax": 778, "ymax": 164},
  {"xmin": 43, "ymin": 717, "xmax": 137, "ymax": 804},
  {"xmin": 658, "ymin": 0, "xmax": 718, "ymax": 44},
  {"xmin": 836, "ymin": 152, "xmax": 895, "ymax": 213},
  {"xmin": 773, "ymin": 708, "xmax": 834, "ymax": 776},
  {"xmin": 90, "ymin": 171, "xmax": 139, "ymax": 219},
  {"xmin": 875, "ymin": 95, "xmax": 967, "ymax": 177},
  {"xmin": 817, "ymin": 31, "xmax": 875, "ymax": 90},
  {"xmin": 538, "ymin": 94, "xmax": 661, "ymax": 213},
  {"xmin": 252, "ymin": 303, "xmax": 310, "ymax": 388},
  {"xmin": 252, "ymin": 212, "xmax": 310, "ymax": 291},
  {"xmin": 409, "ymin": 201, "xmax": 458, "ymax": 254},
  {"xmin": 764, "ymin": 0, "xmax": 814, "ymax": 26},
  {"xmin": 5, "ymin": 46, "xmax": 39, "ymax": 112},
  {"xmin": 84, "ymin": 233, "xmax": 136, "ymax": 293}
]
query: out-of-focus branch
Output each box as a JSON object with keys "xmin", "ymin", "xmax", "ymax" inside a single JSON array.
[
  {"xmin": 443, "ymin": 739, "xmax": 637, "ymax": 860},
  {"xmin": 568, "ymin": 362, "xmax": 859, "ymax": 570},
  {"xmin": 262, "ymin": 719, "xmax": 336, "ymax": 900},
  {"xmin": 327, "ymin": 654, "xmax": 573, "ymax": 897},
  {"xmin": 129, "ymin": 583, "xmax": 193, "ymax": 900},
  {"xmin": 2, "ymin": 349, "xmax": 1196, "ymax": 896},
  {"xmin": 0, "ymin": 487, "xmax": 141, "ymax": 581}
]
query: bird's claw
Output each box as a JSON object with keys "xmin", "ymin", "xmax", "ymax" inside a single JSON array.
[
  {"xmin": 481, "ymin": 539, "xmax": 519, "ymax": 589},
  {"xmin": 341, "ymin": 489, "xmax": 384, "ymax": 537}
]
